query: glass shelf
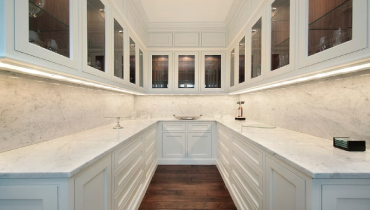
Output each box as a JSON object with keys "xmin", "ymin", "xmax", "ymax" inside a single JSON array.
[
  {"xmin": 308, "ymin": 0, "xmax": 353, "ymax": 56},
  {"xmin": 251, "ymin": 18, "xmax": 262, "ymax": 79},
  {"xmin": 29, "ymin": 0, "xmax": 70, "ymax": 58}
]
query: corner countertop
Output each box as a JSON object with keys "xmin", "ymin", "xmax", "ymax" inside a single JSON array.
[{"xmin": 0, "ymin": 118, "xmax": 369, "ymax": 179}]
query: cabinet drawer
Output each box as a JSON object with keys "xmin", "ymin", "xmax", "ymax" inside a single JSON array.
[
  {"xmin": 113, "ymin": 150, "xmax": 143, "ymax": 194},
  {"xmin": 232, "ymin": 173, "xmax": 261, "ymax": 210},
  {"xmin": 233, "ymin": 136, "xmax": 263, "ymax": 171},
  {"xmin": 322, "ymin": 185, "xmax": 370, "ymax": 210},
  {"xmin": 162, "ymin": 123, "xmax": 186, "ymax": 131},
  {"xmin": 187, "ymin": 123, "xmax": 212, "ymax": 131},
  {"xmin": 113, "ymin": 137, "xmax": 142, "ymax": 172},
  {"xmin": 114, "ymin": 168, "xmax": 144, "ymax": 210}
]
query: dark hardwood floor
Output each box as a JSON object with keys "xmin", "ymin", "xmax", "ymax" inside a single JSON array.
[{"xmin": 139, "ymin": 165, "xmax": 237, "ymax": 210}]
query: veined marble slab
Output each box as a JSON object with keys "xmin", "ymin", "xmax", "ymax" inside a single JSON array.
[{"xmin": 0, "ymin": 118, "xmax": 369, "ymax": 179}]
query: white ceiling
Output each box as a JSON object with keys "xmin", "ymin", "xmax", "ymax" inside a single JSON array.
[{"xmin": 140, "ymin": 0, "xmax": 235, "ymax": 23}]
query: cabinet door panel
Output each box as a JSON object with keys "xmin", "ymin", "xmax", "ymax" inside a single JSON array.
[
  {"xmin": 162, "ymin": 123, "xmax": 186, "ymax": 131},
  {"xmin": 75, "ymin": 154, "xmax": 112, "ymax": 210},
  {"xmin": 0, "ymin": 185, "xmax": 58, "ymax": 210},
  {"xmin": 265, "ymin": 157, "xmax": 305, "ymax": 210},
  {"xmin": 162, "ymin": 132, "xmax": 186, "ymax": 158},
  {"xmin": 187, "ymin": 133, "xmax": 212, "ymax": 158},
  {"xmin": 187, "ymin": 123, "xmax": 212, "ymax": 131},
  {"xmin": 322, "ymin": 185, "xmax": 370, "ymax": 210}
]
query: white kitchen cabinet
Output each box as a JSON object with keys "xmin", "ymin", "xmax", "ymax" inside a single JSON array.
[
  {"xmin": 82, "ymin": 0, "xmax": 112, "ymax": 79},
  {"xmin": 265, "ymin": 0, "xmax": 296, "ymax": 79},
  {"xmin": 14, "ymin": 0, "xmax": 79, "ymax": 70},
  {"xmin": 200, "ymin": 51, "xmax": 226, "ymax": 92},
  {"xmin": 158, "ymin": 122, "xmax": 216, "ymax": 164},
  {"xmin": 265, "ymin": 156, "xmax": 306, "ymax": 210},
  {"xmin": 148, "ymin": 51, "xmax": 174, "ymax": 93},
  {"xmin": 111, "ymin": 8, "xmax": 127, "ymax": 85},
  {"xmin": 298, "ymin": 0, "xmax": 368, "ymax": 69},
  {"xmin": 75, "ymin": 154, "xmax": 112, "ymax": 210},
  {"xmin": 322, "ymin": 185, "xmax": 370, "ymax": 210},
  {"xmin": 174, "ymin": 52, "xmax": 199, "ymax": 92},
  {"xmin": 187, "ymin": 132, "xmax": 212, "ymax": 158}
]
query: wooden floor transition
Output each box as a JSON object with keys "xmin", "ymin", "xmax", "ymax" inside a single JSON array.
[{"xmin": 139, "ymin": 165, "xmax": 237, "ymax": 210}]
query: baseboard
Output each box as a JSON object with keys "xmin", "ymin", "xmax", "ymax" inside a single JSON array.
[
  {"xmin": 158, "ymin": 158, "xmax": 216, "ymax": 165},
  {"xmin": 216, "ymin": 160, "xmax": 242, "ymax": 210},
  {"xmin": 132, "ymin": 159, "xmax": 158, "ymax": 210}
]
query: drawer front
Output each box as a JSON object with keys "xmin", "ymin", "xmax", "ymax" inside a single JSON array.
[
  {"xmin": 187, "ymin": 123, "xmax": 212, "ymax": 131},
  {"xmin": 162, "ymin": 123, "xmax": 186, "ymax": 131},
  {"xmin": 322, "ymin": 185, "xmax": 370, "ymax": 210},
  {"xmin": 232, "ymin": 173, "xmax": 261, "ymax": 210},
  {"xmin": 233, "ymin": 136, "xmax": 263, "ymax": 171},
  {"xmin": 114, "ymin": 168, "xmax": 144, "ymax": 210},
  {"xmin": 114, "ymin": 137, "xmax": 142, "ymax": 172},
  {"xmin": 217, "ymin": 150, "xmax": 230, "ymax": 180},
  {"xmin": 232, "ymin": 146, "xmax": 263, "ymax": 193},
  {"xmin": 218, "ymin": 149, "xmax": 230, "ymax": 175},
  {"xmin": 113, "ymin": 150, "xmax": 143, "ymax": 194}
]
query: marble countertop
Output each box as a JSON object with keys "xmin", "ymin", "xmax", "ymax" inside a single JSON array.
[{"xmin": 0, "ymin": 118, "xmax": 369, "ymax": 179}]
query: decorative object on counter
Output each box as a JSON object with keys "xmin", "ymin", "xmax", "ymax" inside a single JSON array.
[
  {"xmin": 173, "ymin": 115, "xmax": 202, "ymax": 120},
  {"xmin": 104, "ymin": 117, "xmax": 128, "ymax": 129},
  {"xmin": 235, "ymin": 101, "xmax": 245, "ymax": 120},
  {"xmin": 333, "ymin": 137, "xmax": 366, "ymax": 151}
]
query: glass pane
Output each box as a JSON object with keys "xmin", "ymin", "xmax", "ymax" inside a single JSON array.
[
  {"xmin": 239, "ymin": 37, "xmax": 245, "ymax": 83},
  {"xmin": 271, "ymin": 0, "xmax": 290, "ymax": 71},
  {"xmin": 130, "ymin": 37, "xmax": 136, "ymax": 84},
  {"xmin": 113, "ymin": 19, "xmax": 123, "ymax": 79},
  {"xmin": 251, "ymin": 18, "xmax": 262, "ymax": 79},
  {"xmin": 152, "ymin": 55, "xmax": 168, "ymax": 88},
  {"xmin": 139, "ymin": 49, "xmax": 143, "ymax": 87},
  {"xmin": 230, "ymin": 49, "xmax": 235, "ymax": 87},
  {"xmin": 205, "ymin": 55, "xmax": 221, "ymax": 88},
  {"xmin": 87, "ymin": 0, "xmax": 105, "ymax": 71},
  {"xmin": 178, "ymin": 55, "xmax": 195, "ymax": 88},
  {"xmin": 29, "ymin": 0, "xmax": 70, "ymax": 58},
  {"xmin": 308, "ymin": 0, "xmax": 353, "ymax": 56}
]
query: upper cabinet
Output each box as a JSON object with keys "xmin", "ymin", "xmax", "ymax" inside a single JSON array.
[
  {"xmin": 129, "ymin": 37, "xmax": 136, "ymax": 84},
  {"xmin": 148, "ymin": 52, "xmax": 173, "ymax": 93},
  {"xmin": 15, "ymin": 0, "xmax": 79, "ymax": 69},
  {"xmin": 111, "ymin": 9, "xmax": 126, "ymax": 85},
  {"xmin": 265, "ymin": 0, "xmax": 296, "ymax": 78},
  {"xmin": 298, "ymin": 0, "xmax": 368, "ymax": 68},
  {"xmin": 200, "ymin": 52, "xmax": 225, "ymax": 92}
]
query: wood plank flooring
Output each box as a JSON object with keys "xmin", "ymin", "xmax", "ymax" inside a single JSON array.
[{"xmin": 139, "ymin": 165, "xmax": 237, "ymax": 210}]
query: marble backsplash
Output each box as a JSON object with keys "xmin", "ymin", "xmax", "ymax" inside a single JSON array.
[
  {"xmin": 240, "ymin": 69, "xmax": 370, "ymax": 148},
  {"xmin": 0, "ymin": 70, "xmax": 135, "ymax": 153},
  {"xmin": 135, "ymin": 95, "xmax": 239, "ymax": 119}
]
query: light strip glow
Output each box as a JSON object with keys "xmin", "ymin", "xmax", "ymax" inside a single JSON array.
[
  {"xmin": 0, "ymin": 62, "xmax": 143, "ymax": 95},
  {"xmin": 229, "ymin": 63, "xmax": 370, "ymax": 95}
]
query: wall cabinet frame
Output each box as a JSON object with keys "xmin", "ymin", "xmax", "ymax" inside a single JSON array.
[
  {"xmin": 148, "ymin": 51, "xmax": 174, "ymax": 93},
  {"xmin": 200, "ymin": 51, "xmax": 226, "ymax": 92},
  {"xmin": 174, "ymin": 51, "xmax": 199, "ymax": 92}
]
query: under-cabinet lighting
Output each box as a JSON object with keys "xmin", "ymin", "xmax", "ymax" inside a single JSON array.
[
  {"xmin": 0, "ymin": 62, "xmax": 143, "ymax": 95},
  {"xmin": 272, "ymin": 7, "xmax": 277, "ymax": 11},
  {"xmin": 229, "ymin": 63, "xmax": 370, "ymax": 95},
  {"xmin": 118, "ymin": 30, "xmax": 123, "ymax": 33},
  {"xmin": 252, "ymin": 29, "xmax": 257, "ymax": 32}
]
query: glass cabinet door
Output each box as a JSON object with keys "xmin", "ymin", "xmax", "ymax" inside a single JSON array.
[
  {"xmin": 251, "ymin": 18, "xmax": 262, "ymax": 79},
  {"xmin": 271, "ymin": 0, "xmax": 290, "ymax": 71},
  {"xmin": 149, "ymin": 52, "xmax": 173, "ymax": 92},
  {"xmin": 230, "ymin": 49, "xmax": 235, "ymax": 87},
  {"xmin": 298, "ymin": 0, "xmax": 367, "ymax": 68},
  {"xmin": 15, "ymin": 0, "xmax": 79, "ymax": 69},
  {"xmin": 83, "ymin": 0, "xmax": 110, "ymax": 79},
  {"xmin": 129, "ymin": 37, "xmax": 136, "ymax": 84},
  {"xmin": 200, "ymin": 52, "xmax": 225, "ymax": 92},
  {"xmin": 239, "ymin": 37, "xmax": 246, "ymax": 84},
  {"xmin": 174, "ymin": 52, "xmax": 199, "ymax": 91},
  {"xmin": 113, "ymin": 19, "xmax": 124, "ymax": 80}
]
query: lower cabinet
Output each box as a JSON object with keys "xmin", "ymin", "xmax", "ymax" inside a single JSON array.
[
  {"xmin": 265, "ymin": 156, "xmax": 305, "ymax": 210},
  {"xmin": 0, "ymin": 123, "xmax": 158, "ymax": 210},
  {"xmin": 216, "ymin": 123, "xmax": 370, "ymax": 210},
  {"xmin": 158, "ymin": 121, "xmax": 216, "ymax": 164}
]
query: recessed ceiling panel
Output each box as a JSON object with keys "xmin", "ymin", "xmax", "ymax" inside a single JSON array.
[{"xmin": 140, "ymin": 0, "xmax": 235, "ymax": 23}]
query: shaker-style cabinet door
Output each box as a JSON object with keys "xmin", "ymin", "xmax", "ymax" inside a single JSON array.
[
  {"xmin": 187, "ymin": 132, "xmax": 212, "ymax": 158},
  {"xmin": 298, "ymin": 0, "xmax": 368, "ymax": 69},
  {"xmin": 265, "ymin": 156, "xmax": 306, "ymax": 210},
  {"xmin": 162, "ymin": 132, "xmax": 186, "ymax": 158},
  {"xmin": 200, "ymin": 51, "xmax": 226, "ymax": 92},
  {"xmin": 174, "ymin": 52, "xmax": 199, "ymax": 92},
  {"xmin": 14, "ymin": 0, "xmax": 79, "ymax": 69},
  {"xmin": 148, "ymin": 52, "xmax": 173, "ymax": 93}
]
